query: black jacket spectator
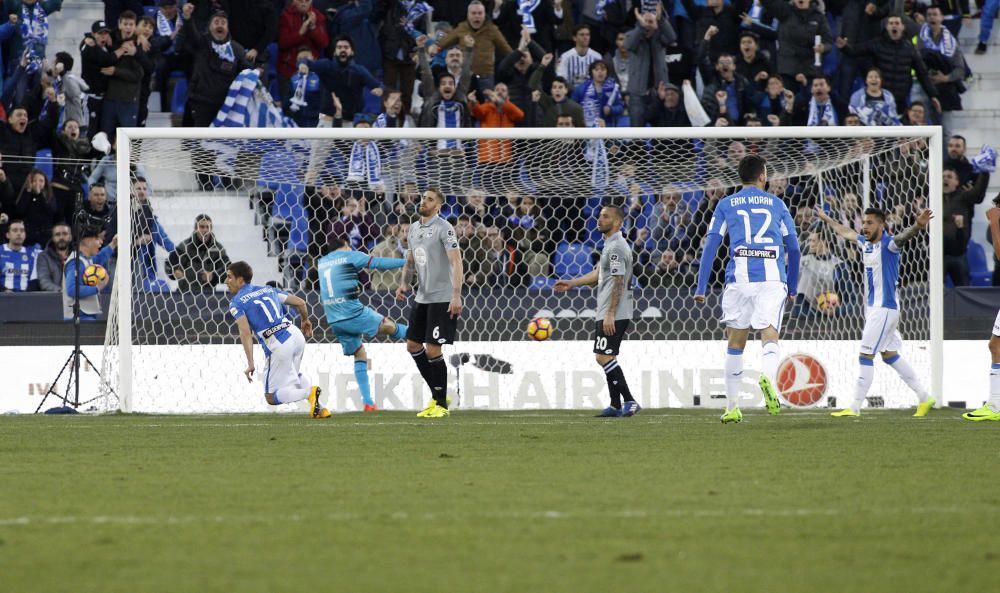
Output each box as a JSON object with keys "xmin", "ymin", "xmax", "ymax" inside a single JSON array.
[
  {"xmin": 166, "ymin": 227, "xmax": 231, "ymax": 292},
  {"xmin": 645, "ymin": 83, "xmax": 692, "ymax": 127},
  {"xmin": 943, "ymin": 172, "xmax": 989, "ymax": 256},
  {"xmin": 223, "ymin": 0, "xmax": 278, "ymax": 64},
  {"xmin": 80, "ymin": 32, "xmax": 116, "ymax": 98},
  {"xmin": 13, "ymin": 171, "xmax": 58, "ymax": 248},
  {"xmin": 839, "ymin": 24, "xmax": 940, "ymax": 111},
  {"xmin": 0, "ymin": 104, "xmax": 58, "ymax": 196},
  {"xmin": 107, "ymin": 32, "xmax": 149, "ymax": 104},
  {"xmin": 37, "ymin": 238, "xmax": 70, "ymax": 291},
  {"xmin": 177, "ymin": 9, "xmax": 252, "ymax": 120},
  {"xmin": 840, "ymin": 0, "xmax": 892, "ymax": 44},
  {"xmin": 680, "ymin": 0, "xmax": 750, "ymax": 61},
  {"xmin": 491, "ymin": 0, "xmax": 563, "ymax": 53},
  {"xmin": 759, "ymin": 0, "xmax": 832, "ymax": 80},
  {"xmin": 496, "ymin": 41, "xmax": 545, "ymax": 126}
]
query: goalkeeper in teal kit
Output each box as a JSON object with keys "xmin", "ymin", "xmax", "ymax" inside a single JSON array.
[{"xmin": 317, "ymin": 238, "xmax": 410, "ymax": 412}]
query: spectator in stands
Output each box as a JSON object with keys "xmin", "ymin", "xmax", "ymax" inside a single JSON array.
[
  {"xmin": 496, "ymin": 30, "xmax": 546, "ymax": 126},
  {"xmin": 35, "ymin": 221, "xmax": 69, "ymax": 291},
  {"xmin": 307, "ymin": 34, "xmax": 383, "ymax": 124},
  {"xmin": 680, "ymin": 0, "xmax": 747, "ymax": 62},
  {"xmin": 849, "ymin": 68, "xmax": 902, "ymax": 126},
  {"xmin": 698, "ymin": 50, "xmax": 756, "ymax": 126},
  {"xmin": 225, "ymin": 0, "xmax": 277, "ymax": 68},
  {"xmin": 650, "ymin": 185, "xmax": 693, "ymax": 256},
  {"xmin": 645, "ymin": 81, "xmax": 692, "ymax": 127},
  {"xmin": 151, "ymin": 0, "xmax": 183, "ymax": 113},
  {"xmin": 787, "ymin": 74, "xmax": 848, "ymax": 126},
  {"xmin": 917, "ymin": 5, "xmax": 966, "ymax": 119},
  {"xmin": 430, "ymin": 0, "xmax": 513, "ymax": 91},
  {"xmin": 796, "ymin": 234, "xmax": 843, "ymax": 316},
  {"xmin": 278, "ymin": 0, "xmax": 329, "ymax": 103},
  {"xmin": 167, "ymin": 213, "xmax": 230, "ymax": 292},
  {"xmin": 607, "ymin": 30, "xmax": 629, "ymax": 90},
  {"xmin": 941, "ymin": 165, "xmax": 990, "ymax": 286},
  {"xmin": 640, "ymin": 249, "xmax": 695, "ymax": 288},
  {"xmin": 946, "ymin": 134, "xmax": 974, "ymax": 185},
  {"xmin": 131, "ymin": 177, "xmax": 174, "ymax": 288},
  {"xmin": 837, "ymin": 0, "xmax": 892, "ymax": 99},
  {"xmin": 492, "ymin": 0, "xmax": 564, "ymax": 53},
  {"xmin": 9, "ymin": 0, "xmax": 62, "ymax": 75},
  {"xmin": 50, "ymin": 119, "xmax": 93, "ymax": 223},
  {"xmin": 754, "ymin": 75, "xmax": 793, "ymax": 125},
  {"xmin": 63, "ymin": 228, "xmax": 115, "ymax": 320},
  {"xmin": 377, "ymin": 0, "xmax": 420, "ymax": 117},
  {"xmin": 80, "ymin": 20, "xmax": 116, "ymax": 138},
  {"xmin": 135, "ymin": 15, "xmax": 158, "ymax": 127},
  {"xmin": 759, "ymin": 0, "xmax": 831, "ymax": 93},
  {"xmin": 903, "ymin": 100, "xmax": 927, "ymax": 125},
  {"xmin": 836, "ymin": 15, "xmax": 941, "ymax": 115},
  {"xmin": 0, "ymin": 102, "xmax": 57, "ymax": 195},
  {"xmin": 0, "ymin": 219, "xmax": 39, "ymax": 291},
  {"xmin": 328, "ymin": 193, "xmax": 378, "ymax": 249},
  {"xmin": 287, "ymin": 47, "xmax": 323, "ymax": 127},
  {"xmin": 623, "ymin": 8, "xmax": 676, "ymax": 128},
  {"xmin": 80, "ymin": 182, "xmax": 115, "ymax": 239},
  {"xmin": 52, "ymin": 53, "xmax": 89, "ymax": 137},
  {"xmin": 328, "ymin": 0, "xmax": 382, "ymax": 75},
  {"xmin": 976, "ymin": 0, "xmax": 997, "ymax": 54},
  {"xmin": 13, "ymin": 168, "xmax": 56, "ymax": 247},
  {"xmin": 417, "ymin": 36, "xmax": 473, "ymax": 127},
  {"xmin": 375, "ymin": 88, "xmax": 414, "ymax": 128},
  {"xmin": 470, "ymin": 82, "xmax": 524, "ymax": 164},
  {"xmin": 529, "ymin": 53, "xmax": 585, "ymax": 127},
  {"xmin": 101, "ymin": 10, "xmax": 148, "ymax": 139},
  {"xmin": 735, "ymin": 30, "xmax": 770, "ymax": 91},
  {"xmin": 556, "ymin": 24, "xmax": 602, "ymax": 88},
  {"xmin": 0, "ymin": 13, "xmax": 16, "ymax": 92},
  {"xmin": 571, "ymin": 60, "xmax": 623, "ymax": 127},
  {"xmin": 506, "ymin": 194, "xmax": 547, "ymax": 264},
  {"xmin": 369, "ymin": 218, "xmax": 409, "ymax": 290},
  {"xmin": 390, "ymin": 181, "xmax": 419, "ymax": 218}
]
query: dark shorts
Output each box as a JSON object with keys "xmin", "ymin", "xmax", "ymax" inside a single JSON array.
[
  {"xmin": 407, "ymin": 302, "xmax": 458, "ymax": 345},
  {"xmin": 593, "ymin": 319, "xmax": 630, "ymax": 355}
]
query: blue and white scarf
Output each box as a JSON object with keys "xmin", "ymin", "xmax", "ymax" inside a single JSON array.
[
  {"xmin": 212, "ymin": 39, "xmax": 235, "ymax": 63},
  {"xmin": 21, "ymin": 2, "xmax": 48, "ymax": 74},
  {"xmin": 807, "ymin": 97, "xmax": 837, "ymax": 126},
  {"xmin": 347, "ymin": 140, "xmax": 383, "ymax": 189},
  {"xmin": 435, "ymin": 100, "xmax": 462, "ymax": 150},
  {"xmin": 918, "ymin": 24, "xmax": 957, "ymax": 58},
  {"xmin": 972, "ymin": 145, "xmax": 997, "ymax": 174},
  {"xmin": 212, "ymin": 69, "xmax": 297, "ymax": 128},
  {"xmin": 518, "ymin": 0, "xmax": 540, "ymax": 32},
  {"xmin": 595, "ymin": 0, "xmax": 610, "ymax": 19},
  {"xmin": 403, "ymin": 0, "xmax": 432, "ymax": 35},
  {"xmin": 156, "ymin": 9, "xmax": 182, "ymax": 52},
  {"xmin": 584, "ymin": 136, "xmax": 608, "ymax": 192}
]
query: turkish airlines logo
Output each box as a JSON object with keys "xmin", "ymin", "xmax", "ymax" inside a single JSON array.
[{"xmin": 776, "ymin": 354, "xmax": 828, "ymax": 407}]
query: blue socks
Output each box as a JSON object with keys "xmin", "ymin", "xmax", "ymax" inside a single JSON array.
[{"xmin": 354, "ymin": 360, "xmax": 373, "ymax": 406}]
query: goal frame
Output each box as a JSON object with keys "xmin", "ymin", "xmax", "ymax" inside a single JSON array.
[{"xmin": 114, "ymin": 125, "xmax": 944, "ymax": 413}]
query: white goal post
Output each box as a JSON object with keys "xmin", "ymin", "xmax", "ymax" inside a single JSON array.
[{"xmin": 107, "ymin": 125, "xmax": 943, "ymax": 414}]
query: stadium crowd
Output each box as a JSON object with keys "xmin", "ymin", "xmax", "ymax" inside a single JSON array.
[{"xmin": 0, "ymin": 0, "xmax": 998, "ymax": 318}]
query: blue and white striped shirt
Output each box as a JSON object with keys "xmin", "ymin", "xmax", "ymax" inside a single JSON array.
[
  {"xmin": 858, "ymin": 232, "xmax": 900, "ymax": 310},
  {"xmin": 1, "ymin": 243, "xmax": 39, "ymax": 291}
]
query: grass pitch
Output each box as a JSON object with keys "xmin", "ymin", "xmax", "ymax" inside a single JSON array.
[{"xmin": 1, "ymin": 409, "xmax": 996, "ymax": 593}]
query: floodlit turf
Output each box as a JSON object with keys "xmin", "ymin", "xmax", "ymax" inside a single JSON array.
[{"xmin": 1, "ymin": 409, "xmax": 997, "ymax": 593}]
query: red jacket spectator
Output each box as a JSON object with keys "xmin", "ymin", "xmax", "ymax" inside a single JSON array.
[
  {"xmin": 277, "ymin": 0, "xmax": 329, "ymax": 79},
  {"xmin": 469, "ymin": 83, "xmax": 524, "ymax": 163}
]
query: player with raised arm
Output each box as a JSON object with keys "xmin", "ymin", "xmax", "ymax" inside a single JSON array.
[
  {"xmin": 555, "ymin": 205, "xmax": 639, "ymax": 417},
  {"xmin": 395, "ymin": 188, "xmax": 464, "ymax": 418},
  {"xmin": 814, "ymin": 206, "xmax": 935, "ymax": 418},
  {"xmin": 694, "ymin": 154, "xmax": 800, "ymax": 424},
  {"xmin": 317, "ymin": 237, "xmax": 410, "ymax": 412},
  {"xmin": 225, "ymin": 261, "xmax": 329, "ymax": 418},
  {"xmin": 967, "ymin": 196, "xmax": 1000, "ymax": 421}
]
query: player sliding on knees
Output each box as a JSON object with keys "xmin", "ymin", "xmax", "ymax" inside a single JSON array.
[
  {"xmin": 317, "ymin": 237, "xmax": 410, "ymax": 412},
  {"xmin": 967, "ymin": 196, "xmax": 1000, "ymax": 421},
  {"xmin": 225, "ymin": 261, "xmax": 330, "ymax": 418},
  {"xmin": 814, "ymin": 205, "xmax": 935, "ymax": 417},
  {"xmin": 396, "ymin": 188, "xmax": 464, "ymax": 419},
  {"xmin": 694, "ymin": 154, "xmax": 800, "ymax": 424},
  {"xmin": 555, "ymin": 205, "xmax": 639, "ymax": 417}
]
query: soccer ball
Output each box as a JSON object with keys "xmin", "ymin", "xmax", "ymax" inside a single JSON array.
[
  {"xmin": 526, "ymin": 317, "xmax": 553, "ymax": 341},
  {"xmin": 815, "ymin": 291, "xmax": 840, "ymax": 313},
  {"xmin": 82, "ymin": 264, "xmax": 108, "ymax": 287}
]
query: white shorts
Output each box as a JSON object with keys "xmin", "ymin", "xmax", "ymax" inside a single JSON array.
[
  {"xmin": 860, "ymin": 307, "xmax": 903, "ymax": 355},
  {"xmin": 263, "ymin": 325, "xmax": 307, "ymax": 394},
  {"xmin": 720, "ymin": 281, "xmax": 788, "ymax": 331},
  {"xmin": 993, "ymin": 308, "xmax": 1000, "ymax": 337}
]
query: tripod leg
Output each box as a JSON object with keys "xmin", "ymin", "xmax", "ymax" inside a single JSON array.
[{"xmin": 35, "ymin": 352, "xmax": 77, "ymax": 414}]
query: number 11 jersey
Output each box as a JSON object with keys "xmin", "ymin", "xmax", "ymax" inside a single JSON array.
[{"xmin": 229, "ymin": 284, "xmax": 293, "ymax": 356}]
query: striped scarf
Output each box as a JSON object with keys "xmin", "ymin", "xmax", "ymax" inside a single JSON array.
[
  {"xmin": 212, "ymin": 69, "xmax": 297, "ymax": 128},
  {"xmin": 435, "ymin": 100, "xmax": 462, "ymax": 150},
  {"xmin": 21, "ymin": 2, "xmax": 48, "ymax": 73},
  {"xmin": 807, "ymin": 98, "xmax": 837, "ymax": 126},
  {"xmin": 347, "ymin": 140, "xmax": 383, "ymax": 189},
  {"xmin": 919, "ymin": 24, "xmax": 957, "ymax": 58},
  {"xmin": 585, "ymin": 137, "xmax": 608, "ymax": 192},
  {"xmin": 971, "ymin": 145, "xmax": 997, "ymax": 174},
  {"xmin": 212, "ymin": 39, "xmax": 235, "ymax": 63},
  {"xmin": 403, "ymin": 0, "xmax": 432, "ymax": 34},
  {"xmin": 518, "ymin": 0, "xmax": 540, "ymax": 32}
]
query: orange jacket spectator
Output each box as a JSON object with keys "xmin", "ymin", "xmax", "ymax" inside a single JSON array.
[
  {"xmin": 470, "ymin": 84, "xmax": 524, "ymax": 163},
  {"xmin": 277, "ymin": 0, "xmax": 329, "ymax": 79}
]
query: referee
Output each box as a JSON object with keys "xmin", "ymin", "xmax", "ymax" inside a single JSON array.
[
  {"xmin": 555, "ymin": 205, "xmax": 638, "ymax": 417},
  {"xmin": 396, "ymin": 188, "xmax": 464, "ymax": 418}
]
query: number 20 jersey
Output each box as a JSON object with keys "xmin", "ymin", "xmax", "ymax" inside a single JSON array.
[
  {"xmin": 706, "ymin": 186, "xmax": 797, "ymax": 285},
  {"xmin": 229, "ymin": 284, "xmax": 293, "ymax": 356}
]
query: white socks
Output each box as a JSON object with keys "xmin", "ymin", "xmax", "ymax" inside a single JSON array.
[
  {"xmin": 884, "ymin": 354, "xmax": 928, "ymax": 403},
  {"xmin": 851, "ymin": 357, "xmax": 875, "ymax": 413},
  {"xmin": 761, "ymin": 341, "xmax": 780, "ymax": 384},
  {"xmin": 273, "ymin": 373, "xmax": 313, "ymax": 404},
  {"xmin": 725, "ymin": 348, "xmax": 743, "ymax": 411},
  {"xmin": 990, "ymin": 363, "xmax": 1000, "ymax": 412}
]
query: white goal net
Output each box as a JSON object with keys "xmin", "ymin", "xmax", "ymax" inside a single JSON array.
[{"xmin": 101, "ymin": 127, "xmax": 942, "ymax": 414}]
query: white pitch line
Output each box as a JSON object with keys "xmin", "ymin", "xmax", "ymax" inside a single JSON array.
[{"xmin": 0, "ymin": 506, "xmax": 988, "ymax": 528}]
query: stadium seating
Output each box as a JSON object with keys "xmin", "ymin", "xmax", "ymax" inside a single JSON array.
[
  {"xmin": 967, "ymin": 241, "xmax": 993, "ymax": 287},
  {"xmin": 553, "ymin": 243, "xmax": 592, "ymax": 278}
]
